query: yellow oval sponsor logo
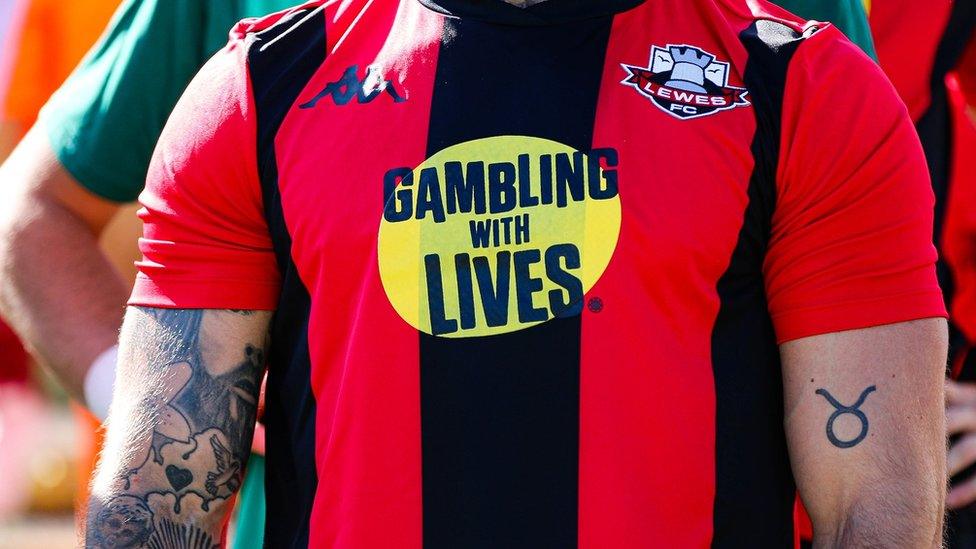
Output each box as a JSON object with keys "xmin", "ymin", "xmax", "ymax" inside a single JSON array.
[{"xmin": 378, "ymin": 136, "xmax": 622, "ymax": 338}]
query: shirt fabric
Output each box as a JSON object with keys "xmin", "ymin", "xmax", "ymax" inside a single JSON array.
[
  {"xmin": 132, "ymin": 0, "xmax": 945, "ymax": 547},
  {"xmin": 38, "ymin": 0, "xmax": 300, "ymax": 203}
]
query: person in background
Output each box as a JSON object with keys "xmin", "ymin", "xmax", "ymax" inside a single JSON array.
[
  {"xmin": 0, "ymin": 0, "xmax": 120, "ymax": 518},
  {"xmin": 862, "ymin": 2, "xmax": 976, "ymax": 546},
  {"xmin": 943, "ymin": 60, "xmax": 976, "ymax": 546},
  {"xmin": 0, "ymin": 0, "xmax": 301, "ymax": 546}
]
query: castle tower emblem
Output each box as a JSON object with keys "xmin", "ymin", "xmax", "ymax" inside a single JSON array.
[{"xmin": 621, "ymin": 44, "xmax": 750, "ymax": 120}]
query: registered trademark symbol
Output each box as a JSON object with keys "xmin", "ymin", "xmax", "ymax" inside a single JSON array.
[{"xmin": 587, "ymin": 297, "xmax": 604, "ymax": 313}]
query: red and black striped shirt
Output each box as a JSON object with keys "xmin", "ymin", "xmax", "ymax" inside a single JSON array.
[{"xmin": 132, "ymin": 0, "xmax": 944, "ymax": 546}]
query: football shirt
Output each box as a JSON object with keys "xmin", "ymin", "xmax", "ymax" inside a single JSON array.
[{"xmin": 132, "ymin": 0, "xmax": 945, "ymax": 546}]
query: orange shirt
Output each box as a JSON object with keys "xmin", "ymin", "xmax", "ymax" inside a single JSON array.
[{"xmin": 0, "ymin": 0, "xmax": 120, "ymax": 133}]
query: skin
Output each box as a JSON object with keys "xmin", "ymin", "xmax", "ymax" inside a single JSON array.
[
  {"xmin": 0, "ymin": 0, "xmax": 953, "ymax": 543},
  {"xmin": 784, "ymin": 318, "xmax": 948, "ymax": 547},
  {"xmin": 0, "ymin": 126, "xmax": 127, "ymax": 403},
  {"xmin": 86, "ymin": 308, "xmax": 948, "ymax": 547},
  {"xmin": 87, "ymin": 308, "xmax": 271, "ymax": 547}
]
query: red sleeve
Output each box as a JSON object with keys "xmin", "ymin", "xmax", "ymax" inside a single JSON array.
[
  {"xmin": 765, "ymin": 25, "xmax": 946, "ymax": 344},
  {"xmin": 128, "ymin": 34, "xmax": 280, "ymax": 310}
]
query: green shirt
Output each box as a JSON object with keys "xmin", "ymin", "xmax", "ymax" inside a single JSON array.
[
  {"xmin": 40, "ymin": 0, "xmax": 298, "ymax": 202},
  {"xmin": 775, "ymin": 0, "xmax": 877, "ymax": 59}
]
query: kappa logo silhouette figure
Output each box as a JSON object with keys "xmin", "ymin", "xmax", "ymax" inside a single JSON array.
[{"xmin": 300, "ymin": 64, "xmax": 406, "ymax": 109}]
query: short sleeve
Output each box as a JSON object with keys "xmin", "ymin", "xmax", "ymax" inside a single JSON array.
[
  {"xmin": 128, "ymin": 34, "xmax": 281, "ymax": 310},
  {"xmin": 37, "ymin": 0, "xmax": 206, "ymax": 203},
  {"xmin": 765, "ymin": 25, "xmax": 946, "ymax": 344}
]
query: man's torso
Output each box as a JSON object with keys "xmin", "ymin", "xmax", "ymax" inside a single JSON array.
[{"xmin": 248, "ymin": 1, "xmax": 810, "ymax": 546}]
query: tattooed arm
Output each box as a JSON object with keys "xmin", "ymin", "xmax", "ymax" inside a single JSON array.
[
  {"xmin": 85, "ymin": 307, "xmax": 271, "ymax": 548},
  {"xmin": 783, "ymin": 319, "xmax": 947, "ymax": 548}
]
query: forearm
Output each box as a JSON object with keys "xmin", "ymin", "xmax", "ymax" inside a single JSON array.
[
  {"xmin": 814, "ymin": 477, "xmax": 945, "ymax": 548},
  {"xmin": 87, "ymin": 307, "xmax": 270, "ymax": 548},
  {"xmin": 0, "ymin": 127, "xmax": 126, "ymax": 401},
  {"xmin": 808, "ymin": 388, "xmax": 946, "ymax": 548},
  {"xmin": 0, "ymin": 193, "xmax": 127, "ymax": 399},
  {"xmin": 785, "ymin": 319, "xmax": 948, "ymax": 549}
]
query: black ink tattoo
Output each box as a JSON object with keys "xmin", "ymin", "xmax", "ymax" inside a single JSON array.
[
  {"xmin": 146, "ymin": 520, "xmax": 218, "ymax": 549},
  {"xmin": 165, "ymin": 465, "xmax": 193, "ymax": 491},
  {"xmin": 87, "ymin": 308, "xmax": 269, "ymax": 548},
  {"xmin": 144, "ymin": 308, "xmax": 204, "ymax": 361},
  {"xmin": 169, "ymin": 342, "xmax": 263, "ymax": 453},
  {"xmin": 816, "ymin": 386, "xmax": 877, "ymax": 449},
  {"xmin": 91, "ymin": 496, "xmax": 155, "ymax": 548},
  {"xmin": 205, "ymin": 434, "xmax": 242, "ymax": 496}
]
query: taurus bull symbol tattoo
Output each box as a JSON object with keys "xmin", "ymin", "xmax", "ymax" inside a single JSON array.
[{"xmin": 815, "ymin": 386, "xmax": 877, "ymax": 449}]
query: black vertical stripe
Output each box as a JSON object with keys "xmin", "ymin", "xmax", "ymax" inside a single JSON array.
[
  {"xmin": 416, "ymin": 0, "xmax": 644, "ymax": 26},
  {"xmin": 420, "ymin": 16, "xmax": 613, "ymax": 549},
  {"xmin": 709, "ymin": 20, "xmax": 813, "ymax": 548},
  {"xmin": 246, "ymin": 8, "xmax": 327, "ymax": 548}
]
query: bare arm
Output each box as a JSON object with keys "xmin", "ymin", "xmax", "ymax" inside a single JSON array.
[
  {"xmin": 784, "ymin": 319, "xmax": 948, "ymax": 548},
  {"xmin": 0, "ymin": 126, "xmax": 127, "ymax": 400},
  {"xmin": 87, "ymin": 306, "xmax": 271, "ymax": 547}
]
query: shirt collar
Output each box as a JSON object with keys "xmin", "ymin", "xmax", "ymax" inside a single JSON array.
[{"xmin": 416, "ymin": 0, "xmax": 646, "ymax": 26}]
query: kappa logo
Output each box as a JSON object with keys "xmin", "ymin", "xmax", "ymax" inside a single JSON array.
[
  {"xmin": 299, "ymin": 64, "xmax": 406, "ymax": 109},
  {"xmin": 621, "ymin": 44, "xmax": 750, "ymax": 120}
]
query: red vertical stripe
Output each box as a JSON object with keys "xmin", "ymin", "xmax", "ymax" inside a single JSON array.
[
  {"xmin": 273, "ymin": 3, "xmax": 442, "ymax": 546},
  {"xmin": 580, "ymin": 5, "xmax": 757, "ymax": 546}
]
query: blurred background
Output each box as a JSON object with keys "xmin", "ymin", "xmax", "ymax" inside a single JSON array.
[
  {"xmin": 0, "ymin": 0, "xmax": 974, "ymax": 548},
  {"xmin": 0, "ymin": 1, "xmax": 135, "ymax": 546}
]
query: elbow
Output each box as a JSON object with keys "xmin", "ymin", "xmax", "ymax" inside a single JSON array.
[
  {"xmin": 819, "ymin": 459, "xmax": 945, "ymax": 548},
  {"xmin": 832, "ymin": 491, "xmax": 944, "ymax": 548}
]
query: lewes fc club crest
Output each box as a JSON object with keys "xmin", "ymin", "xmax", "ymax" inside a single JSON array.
[{"xmin": 621, "ymin": 44, "xmax": 750, "ymax": 120}]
